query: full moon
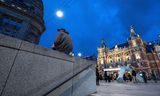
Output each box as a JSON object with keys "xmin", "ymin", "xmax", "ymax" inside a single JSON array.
[{"xmin": 56, "ymin": 10, "xmax": 63, "ymax": 18}]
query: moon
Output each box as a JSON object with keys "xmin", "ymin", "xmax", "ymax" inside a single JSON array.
[{"xmin": 56, "ymin": 10, "xmax": 63, "ymax": 18}]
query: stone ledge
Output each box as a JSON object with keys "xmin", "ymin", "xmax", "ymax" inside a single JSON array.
[
  {"xmin": 73, "ymin": 57, "xmax": 96, "ymax": 75},
  {"xmin": 0, "ymin": 34, "xmax": 22, "ymax": 49},
  {"xmin": 0, "ymin": 34, "xmax": 74, "ymax": 62}
]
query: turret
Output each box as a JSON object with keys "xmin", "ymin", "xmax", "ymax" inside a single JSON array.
[
  {"xmin": 130, "ymin": 25, "xmax": 136, "ymax": 37},
  {"xmin": 99, "ymin": 39, "xmax": 106, "ymax": 48},
  {"xmin": 128, "ymin": 25, "xmax": 144, "ymax": 47},
  {"xmin": 97, "ymin": 39, "xmax": 107, "ymax": 65}
]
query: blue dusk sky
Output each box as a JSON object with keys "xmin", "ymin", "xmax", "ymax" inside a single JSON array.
[{"xmin": 39, "ymin": 0, "xmax": 160, "ymax": 56}]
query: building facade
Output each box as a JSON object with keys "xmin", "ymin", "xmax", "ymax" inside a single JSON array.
[
  {"xmin": 97, "ymin": 26, "xmax": 160, "ymax": 79},
  {"xmin": 0, "ymin": 0, "xmax": 45, "ymax": 44}
]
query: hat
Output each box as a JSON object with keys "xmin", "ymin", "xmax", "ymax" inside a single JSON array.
[
  {"xmin": 57, "ymin": 28, "xmax": 66, "ymax": 32},
  {"xmin": 65, "ymin": 31, "xmax": 69, "ymax": 34}
]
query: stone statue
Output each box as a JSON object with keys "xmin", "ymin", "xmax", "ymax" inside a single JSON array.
[{"xmin": 52, "ymin": 28, "xmax": 73, "ymax": 54}]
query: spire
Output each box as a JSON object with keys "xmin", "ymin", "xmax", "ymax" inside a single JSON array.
[
  {"xmin": 130, "ymin": 25, "xmax": 135, "ymax": 36},
  {"xmin": 100, "ymin": 38, "xmax": 106, "ymax": 48},
  {"xmin": 101, "ymin": 38, "xmax": 104, "ymax": 44}
]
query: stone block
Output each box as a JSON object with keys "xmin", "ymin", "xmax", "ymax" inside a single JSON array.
[
  {"xmin": 72, "ymin": 66, "xmax": 96, "ymax": 96},
  {"xmin": 34, "ymin": 45, "xmax": 74, "ymax": 62},
  {"xmin": 0, "ymin": 46, "xmax": 18, "ymax": 94},
  {"xmin": 47, "ymin": 79, "xmax": 73, "ymax": 96},
  {"xmin": 2, "ymin": 50, "xmax": 74, "ymax": 96},
  {"xmin": 73, "ymin": 57, "xmax": 95, "ymax": 75},
  {"xmin": 20, "ymin": 41, "xmax": 35, "ymax": 52},
  {"xmin": 0, "ymin": 34, "xmax": 22, "ymax": 49}
]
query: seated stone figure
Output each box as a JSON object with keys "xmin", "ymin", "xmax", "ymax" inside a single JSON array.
[{"xmin": 52, "ymin": 28, "xmax": 73, "ymax": 54}]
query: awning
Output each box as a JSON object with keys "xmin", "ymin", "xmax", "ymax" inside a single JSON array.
[{"xmin": 104, "ymin": 68, "xmax": 120, "ymax": 71}]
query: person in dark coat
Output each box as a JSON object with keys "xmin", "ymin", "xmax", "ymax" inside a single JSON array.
[
  {"xmin": 128, "ymin": 73, "xmax": 132, "ymax": 82},
  {"xmin": 123, "ymin": 73, "xmax": 126, "ymax": 82},
  {"xmin": 52, "ymin": 28, "xmax": 73, "ymax": 54},
  {"xmin": 151, "ymin": 71, "xmax": 157, "ymax": 83},
  {"xmin": 108, "ymin": 74, "xmax": 111, "ymax": 82},
  {"xmin": 132, "ymin": 70, "xmax": 137, "ymax": 83},
  {"xmin": 96, "ymin": 66, "xmax": 100, "ymax": 85},
  {"xmin": 104, "ymin": 71, "xmax": 108, "ymax": 82},
  {"xmin": 142, "ymin": 71, "xmax": 147, "ymax": 83}
]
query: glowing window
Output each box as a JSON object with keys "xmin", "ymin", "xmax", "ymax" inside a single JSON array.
[{"xmin": 135, "ymin": 53, "xmax": 141, "ymax": 59}]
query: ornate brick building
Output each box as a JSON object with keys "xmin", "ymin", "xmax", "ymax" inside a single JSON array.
[
  {"xmin": 0, "ymin": 0, "xmax": 45, "ymax": 44},
  {"xmin": 97, "ymin": 25, "xmax": 160, "ymax": 79}
]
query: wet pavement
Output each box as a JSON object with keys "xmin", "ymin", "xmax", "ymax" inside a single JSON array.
[{"xmin": 90, "ymin": 80, "xmax": 160, "ymax": 96}]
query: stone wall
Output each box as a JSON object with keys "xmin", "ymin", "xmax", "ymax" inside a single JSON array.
[{"xmin": 0, "ymin": 34, "xmax": 96, "ymax": 96}]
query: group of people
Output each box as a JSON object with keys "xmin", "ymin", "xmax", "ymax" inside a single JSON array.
[
  {"xmin": 104, "ymin": 72, "xmax": 118, "ymax": 83},
  {"xmin": 130, "ymin": 70, "xmax": 158, "ymax": 83},
  {"xmin": 96, "ymin": 67, "xmax": 158, "ymax": 85},
  {"xmin": 121, "ymin": 70, "xmax": 157, "ymax": 83}
]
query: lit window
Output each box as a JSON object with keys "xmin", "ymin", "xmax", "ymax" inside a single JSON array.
[
  {"xmin": 132, "ymin": 40, "xmax": 137, "ymax": 47},
  {"xmin": 135, "ymin": 53, "xmax": 141, "ymax": 59},
  {"xmin": 101, "ymin": 60, "xmax": 104, "ymax": 64}
]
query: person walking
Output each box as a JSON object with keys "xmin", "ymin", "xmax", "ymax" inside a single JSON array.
[
  {"xmin": 151, "ymin": 71, "xmax": 157, "ymax": 83},
  {"xmin": 142, "ymin": 71, "xmax": 147, "ymax": 83},
  {"xmin": 123, "ymin": 73, "xmax": 126, "ymax": 82},
  {"xmin": 128, "ymin": 73, "xmax": 132, "ymax": 82},
  {"xmin": 104, "ymin": 71, "xmax": 108, "ymax": 82},
  {"xmin": 96, "ymin": 66, "xmax": 100, "ymax": 85},
  {"xmin": 132, "ymin": 70, "xmax": 137, "ymax": 83},
  {"xmin": 108, "ymin": 74, "xmax": 111, "ymax": 82}
]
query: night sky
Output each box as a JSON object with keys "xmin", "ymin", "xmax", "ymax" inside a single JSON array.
[{"xmin": 39, "ymin": 0, "xmax": 160, "ymax": 56}]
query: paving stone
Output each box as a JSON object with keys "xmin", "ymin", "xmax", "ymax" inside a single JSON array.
[{"xmin": 91, "ymin": 81, "xmax": 160, "ymax": 96}]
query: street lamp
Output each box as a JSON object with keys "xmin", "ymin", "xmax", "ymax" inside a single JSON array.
[{"xmin": 78, "ymin": 53, "xmax": 82, "ymax": 57}]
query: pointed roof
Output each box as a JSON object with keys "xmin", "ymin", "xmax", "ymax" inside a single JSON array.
[
  {"xmin": 99, "ymin": 39, "xmax": 106, "ymax": 48},
  {"xmin": 128, "ymin": 25, "xmax": 138, "ymax": 40},
  {"xmin": 130, "ymin": 25, "xmax": 136, "ymax": 36}
]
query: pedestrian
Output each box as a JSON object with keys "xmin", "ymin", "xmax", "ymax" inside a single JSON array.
[
  {"xmin": 104, "ymin": 71, "xmax": 108, "ymax": 82},
  {"xmin": 108, "ymin": 74, "xmax": 111, "ymax": 82},
  {"xmin": 132, "ymin": 70, "xmax": 137, "ymax": 83},
  {"xmin": 128, "ymin": 73, "xmax": 132, "ymax": 82},
  {"xmin": 52, "ymin": 28, "xmax": 73, "ymax": 54},
  {"xmin": 123, "ymin": 73, "xmax": 126, "ymax": 82},
  {"xmin": 151, "ymin": 71, "xmax": 157, "ymax": 83},
  {"xmin": 96, "ymin": 66, "xmax": 100, "ymax": 85},
  {"xmin": 142, "ymin": 71, "xmax": 147, "ymax": 83},
  {"xmin": 116, "ymin": 73, "xmax": 119, "ymax": 79}
]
